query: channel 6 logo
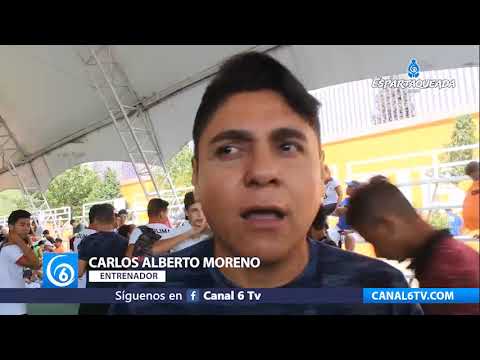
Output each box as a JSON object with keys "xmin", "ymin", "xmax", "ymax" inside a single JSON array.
[{"xmin": 42, "ymin": 253, "xmax": 78, "ymax": 288}]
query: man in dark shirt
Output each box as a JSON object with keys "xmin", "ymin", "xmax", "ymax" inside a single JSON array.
[
  {"xmin": 347, "ymin": 181, "xmax": 479, "ymax": 315},
  {"xmin": 78, "ymin": 203, "xmax": 128, "ymax": 315},
  {"xmin": 110, "ymin": 52, "xmax": 421, "ymax": 315}
]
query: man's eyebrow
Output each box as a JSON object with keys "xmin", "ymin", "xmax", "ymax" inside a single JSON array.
[
  {"xmin": 270, "ymin": 127, "xmax": 308, "ymax": 142},
  {"xmin": 209, "ymin": 129, "xmax": 254, "ymax": 145}
]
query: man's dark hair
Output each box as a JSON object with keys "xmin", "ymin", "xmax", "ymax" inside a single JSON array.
[
  {"xmin": 42, "ymin": 229, "xmax": 50, "ymax": 236},
  {"xmin": 192, "ymin": 51, "xmax": 321, "ymax": 159},
  {"xmin": 465, "ymin": 161, "xmax": 479, "ymax": 179},
  {"xmin": 117, "ymin": 224, "xmax": 135, "ymax": 239},
  {"xmin": 88, "ymin": 206, "xmax": 96, "ymax": 225},
  {"xmin": 147, "ymin": 198, "xmax": 169, "ymax": 217},
  {"xmin": 369, "ymin": 175, "xmax": 390, "ymax": 184},
  {"xmin": 55, "ymin": 238, "xmax": 63, "ymax": 243},
  {"xmin": 70, "ymin": 219, "xmax": 77, "ymax": 226},
  {"xmin": 89, "ymin": 203, "xmax": 115, "ymax": 225},
  {"xmin": 347, "ymin": 181, "xmax": 418, "ymax": 229},
  {"xmin": 118, "ymin": 209, "xmax": 128, "ymax": 216},
  {"xmin": 184, "ymin": 192, "xmax": 196, "ymax": 211},
  {"xmin": 8, "ymin": 210, "xmax": 32, "ymax": 226}
]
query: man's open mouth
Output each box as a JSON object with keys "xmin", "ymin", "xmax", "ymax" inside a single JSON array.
[{"xmin": 240, "ymin": 207, "xmax": 287, "ymax": 220}]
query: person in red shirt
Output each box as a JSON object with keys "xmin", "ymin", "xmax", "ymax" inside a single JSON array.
[
  {"xmin": 346, "ymin": 181, "xmax": 479, "ymax": 315},
  {"xmin": 462, "ymin": 161, "xmax": 479, "ymax": 234}
]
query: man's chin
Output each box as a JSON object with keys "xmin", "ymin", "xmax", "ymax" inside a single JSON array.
[{"xmin": 228, "ymin": 238, "xmax": 297, "ymax": 264}]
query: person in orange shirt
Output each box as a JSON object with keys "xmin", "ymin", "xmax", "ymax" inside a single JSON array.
[
  {"xmin": 53, "ymin": 238, "xmax": 65, "ymax": 253},
  {"xmin": 462, "ymin": 161, "xmax": 479, "ymax": 234}
]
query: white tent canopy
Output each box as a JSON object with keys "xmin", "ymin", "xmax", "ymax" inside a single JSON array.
[{"xmin": 0, "ymin": 45, "xmax": 478, "ymax": 193}]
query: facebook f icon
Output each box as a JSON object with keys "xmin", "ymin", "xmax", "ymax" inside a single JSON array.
[{"xmin": 187, "ymin": 289, "xmax": 200, "ymax": 303}]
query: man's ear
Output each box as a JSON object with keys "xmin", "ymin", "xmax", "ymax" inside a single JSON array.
[
  {"xmin": 192, "ymin": 157, "xmax": 198, "ymax": 188},
  {"xmin": 192, "ymin": 157, "xmax": 200, "ymax": 202},
  {"xmin": 377, "ymin": 216, "xmax": 397, "ymax": 239}
]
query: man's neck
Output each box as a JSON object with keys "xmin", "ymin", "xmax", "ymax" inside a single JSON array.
[
  {"xmin": 404, "ymin": 221, "xmax": 438, "ymax": 260},
  {"xmin": 95, "ymin": 224, "xmax": 115, "ymax": 232},
  {"xmin": 149, "ymin": 217, "xmax": 165, "ymax": 224},
  {"xmin": 213, "ymin": 237, "xmax": 310, "ymax": 288}
]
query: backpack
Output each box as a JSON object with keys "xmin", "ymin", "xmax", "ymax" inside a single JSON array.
[{"xmin": 133, "ymin": 226, "xmax": 163, "ymax": 257}]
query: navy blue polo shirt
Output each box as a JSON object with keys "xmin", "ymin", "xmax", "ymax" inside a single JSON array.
[{"xmin": 78, "ymin": 231, "xmax": 128, "ymax": 289}]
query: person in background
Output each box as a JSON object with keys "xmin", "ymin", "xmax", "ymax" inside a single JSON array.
[
  {"xmin": 0, "ymin": 210, "xmax": 41, "ymax": 315},
  {"xmin": 0, "ymin": 225, "xmax": 6, "ymax": 243},
  {"xmin": 445, "ymin": 208, "xmax": 462, "ymax": 237},
  {"xmin": 33, "ymin": 240, "xmax": 45, "ymax": 262},
  {"xmin": 126, "ymin": 198, "xmax": 206, "ymax": 257},
  {"xmin": 321, "ymin": 164, "xmax": 342, "ymax": 218},
  {"xmin": 42, "ymin": 229, "xmax": 50, "ymax": 238},
  {"xmin": 78, "ymin": 203, "xmax": 128, "ymax": 315},
  {"xmin": 31, "ymin": 219, "xmax": 44, "ymax": 238},
  {"xmin": 462, "ymin": 161, "xmax": 479, "ymax": 234},
  {"xmin": 308, "ymin": 207, "xmax": 338, "ymax": 247},
  {"xmin": 347, "ymin": 181, "xmax": 479, "ymax": 315},
  {"xmin": 117, "ymin": 224, "xmax": 136, "ymax": 240},
  {"xmin": 114, "ymin": 213, "xmax": 121, "ymax": 230},
  {"xmin": 53, "ymin": 238, "xmax": 65, "ymax": 253},
  {"xmin": 72, "ymin": 206, "xmax": 100, "ymax": 289},
  {"xmin": 330, "ymin": 180, "xmax": 363, "ymax": 251},
  {"xmin": 118, "ymin": 209, "xmax": 128, "ymax": 227},
  {"xmin": 43, "ymin": 236, "xmax": 55, "ymax": 252},
  {"xmin": 169, "ymin": 192, "xmax": 212, "ymax": 253}
]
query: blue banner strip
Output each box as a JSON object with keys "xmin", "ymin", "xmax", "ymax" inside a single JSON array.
[
  {"xmin": 363, "ymin": 288, "xmax": 479, "ymax": 304},
  {"xmin": 0, "ymin": 288, "xmax": 362, "ymax": 304},
  {"xmin": 1, "ymin": 288, "xmax": 478, "ymax": 304}
]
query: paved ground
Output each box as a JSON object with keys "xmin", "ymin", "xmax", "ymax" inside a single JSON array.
[{"xmin": 27, "ymin": 303, "xmax": 79, "ymax": 315}]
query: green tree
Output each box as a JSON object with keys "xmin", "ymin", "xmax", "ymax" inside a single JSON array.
[
  {"xmin": 440, "ymin": 114, "xmax": 478, "ymax": 177},
  {"xmin": 44, "ymin": 165, "xmax": 104, "ymax": 218},
  {"xmin": 156, "ymin": 143, "xmax": 194, "ymax": 189},
  {"xmin": 89, "ymin": 167, "xmax": 121, "ymax": 201},
  {"xmin": 0, "ymin": 189, "xmax": 29, "ymax": 215}
]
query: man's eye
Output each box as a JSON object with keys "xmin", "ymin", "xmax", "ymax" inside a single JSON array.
[
  {"xmin": 216, "ymin": 145, "xmax": 239, "ymax": 156},
  {"xmin": 280, "ymin": 143, "xmax": 301, "ymax": 153}
]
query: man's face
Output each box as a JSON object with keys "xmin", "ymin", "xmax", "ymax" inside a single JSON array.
[
  {"xmin": 120, "ymin": 214, "xmax": 128, "ymax": 225},
  {"xmin": 186, "ymin": 202, "xmax": 206, "ymax": 227},
  {"xmin": 346, "ymin": 186, "xmax": 356, "ymax": 197},
  {"xmin": 10, "ymin": 218, "xmax": 31, "ymax": 239},
  {"xmin": 193, "ymin": 90, "xmax": 324, "ymax": 263},
  {"xmin": 159, "ymin": 209, "xmax": 168, "ymax": 221}
]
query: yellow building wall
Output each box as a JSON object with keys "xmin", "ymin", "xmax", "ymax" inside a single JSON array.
[{"xmin": 323, "ymin": 113, "xmax": 479, "ymax": 208}]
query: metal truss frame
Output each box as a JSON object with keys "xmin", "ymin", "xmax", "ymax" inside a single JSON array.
[
  {"xmin": 78, "ymin": 45, "xmax": 180, "ymax": 204},
  {"xmin": 0, "ymin": 116, "xmax": 60, "ymax": 234}
]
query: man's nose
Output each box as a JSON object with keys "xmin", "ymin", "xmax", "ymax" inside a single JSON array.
[{"xmin": 244, "ymin": 146, "xmax": 280, "ymax": 187}]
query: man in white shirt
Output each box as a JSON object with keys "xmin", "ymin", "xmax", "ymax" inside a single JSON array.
[
  {"xmin": 322, "ymin": 164, "xmax": 343, "ymax": 217},
  {"xmin": 0, "ymin": 210, "xmax": 41, "ymax": 315},
  {"xmin": 125, "ymin": 198, "xmax": 207, "ymax": 257},
  {"xmin": 170, "ymin": 192, "xmax": 211, "ymax": 253}
]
